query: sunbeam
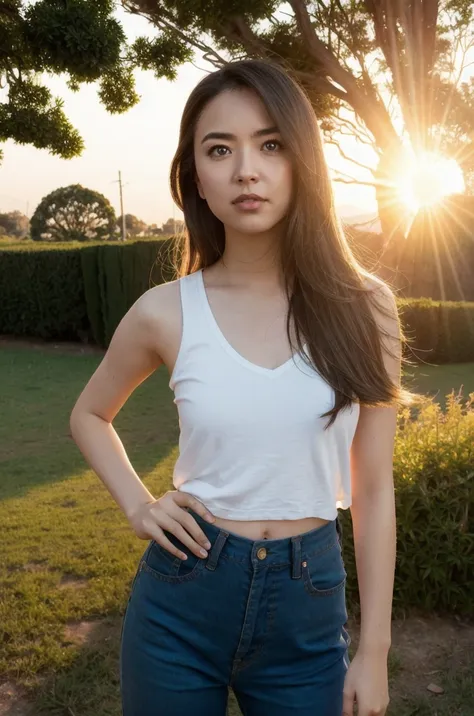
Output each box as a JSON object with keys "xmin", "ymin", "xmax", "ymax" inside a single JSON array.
[{"xmin": 394, "ymin": 151, "xmax": 466, "ymax": 214}]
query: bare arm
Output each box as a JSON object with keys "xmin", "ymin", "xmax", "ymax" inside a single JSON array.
[
  {"xmin": 342, "ymin": 280, "xmax": 401, "ymax": 714},
  {"xmin": 69, "ymin": 291, "xmax": 163, "ymax": 521},
  {"xmin": 349, "ymin": 280, "xmax": 401, "ymax": 655},
  {"xmin": 69, "ymin": 287, "xmax": 216, "ymax": 560}
]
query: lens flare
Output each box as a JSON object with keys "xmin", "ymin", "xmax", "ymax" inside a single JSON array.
[{"xmin": 394, "ymin": 151, "xmax": 465, "ymax": 214}]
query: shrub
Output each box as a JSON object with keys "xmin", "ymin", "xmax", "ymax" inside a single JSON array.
[{"xmin": 340, "ymin": 391, "xmax": 474, "ymax": 618}]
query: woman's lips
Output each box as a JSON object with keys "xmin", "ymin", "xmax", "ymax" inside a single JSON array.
[{"xmin": 233, "ymin": 199, "xmax": 266, "ymax": 210}]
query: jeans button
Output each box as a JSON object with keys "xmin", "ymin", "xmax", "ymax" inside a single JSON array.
[{"xmin": 257, "ymin": 547, "xmax": 267, "ymax": 560}]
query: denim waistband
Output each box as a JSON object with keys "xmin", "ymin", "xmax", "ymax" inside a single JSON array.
[{"xmin": 187, "ymin": 509, "xmax": 341, "ymax": 579}]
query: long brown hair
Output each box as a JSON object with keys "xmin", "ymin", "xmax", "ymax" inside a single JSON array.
[{"xmin": 169, "ymin": 58, "xmax": 410, "ymax": 428}]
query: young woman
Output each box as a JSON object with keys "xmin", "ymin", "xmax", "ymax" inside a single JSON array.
[{"xmin": 70, "ymin": 59, "xmax": 407, "ymax": 716}]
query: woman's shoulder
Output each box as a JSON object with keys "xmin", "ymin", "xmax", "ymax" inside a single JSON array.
[
  {"xmin": 361, "ymin": 270, "xmax": 392, "ymax": 295},
  {"xmin": 359, "ymin": 271, "xmax": 399, "ymax": 331},
  {"xmin": 128, "ymin": 277, "xmax": 184, "ymax": 358},
  {"xmin": 361, "ymin": 271, "xmax": 397, "ymax": 308}
]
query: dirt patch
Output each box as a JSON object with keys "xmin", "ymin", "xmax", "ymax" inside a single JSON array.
[
  {"xmin": 7, "ymin": 561, "xmax": 49, "ymax": 574},
  {"xmin": 57, "ymin": 575, "xmax": 89, "ymax": 590},
  {"xmin": 347, "ymin": 612, "xmax": 474, "ymax": 707},
  {"xmin": 61, "ymin": 499, "xmax": 78, "ymax": 508},
  {"xmin": 0, "ymin": 335, "xmax": 105, "ymax": 357},
  {"xmin": 63, "ymin": 618, "xmax": 117, "ymax": 649},
  {"xmin": 0, "ymin": 682, "xmax": 33, "ymax": 716}
]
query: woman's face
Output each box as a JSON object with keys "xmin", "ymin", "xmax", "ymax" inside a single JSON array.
[{"xmin": 193, "ymin": 88, "xmax": 293, "ymax": 235}]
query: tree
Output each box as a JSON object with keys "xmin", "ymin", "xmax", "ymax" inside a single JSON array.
[
  {"xmin": 0, "ymin": 210, "xmax": 29, "ymax": 237},
  {"xmin": 119, "ymin": 0, "xmax": 474, "ymax": 242},
  {"xmin": 0, "ymin": 0, "xmax": 192, "ymax": 162},
  {"xmin": 161, "ymin": 217, "xmax": 185, "ymax": 234},
  {"xmin": 117, "ymin": 213, "xmax": 148, "ymax": 235},
  {"xmin": 147, "ymin": 223, "xmax": 164, "ymax": 235},
  {"xmin": 30, "ymin": 184, "xmax": 117, "ymax": 241}
]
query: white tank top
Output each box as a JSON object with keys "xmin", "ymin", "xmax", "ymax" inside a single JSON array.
[{"xmin": 169, "ymin": 269, "xmax": 360, "ymax": 521}]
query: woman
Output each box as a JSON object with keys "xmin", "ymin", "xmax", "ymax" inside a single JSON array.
[{"xmin": 70, "ymin": 59, "xmax": 408, "ymax": 716}]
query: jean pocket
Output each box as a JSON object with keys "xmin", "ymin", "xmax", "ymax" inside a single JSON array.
[
  {"xmin": 141, "ymin": 537, "xmax": 206, "ymax": 583},
  {"xmin": 302, "ymin": 540, "xmax": 347, "ymax": 597}
]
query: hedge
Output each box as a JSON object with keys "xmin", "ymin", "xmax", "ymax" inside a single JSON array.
[
  {"xmin": 0, "ymin": 239, "xmax": 175, "ymax": 347},
  {"xmin": 1, "ymin": 239, "xmax": 474, "ymax": 362}
]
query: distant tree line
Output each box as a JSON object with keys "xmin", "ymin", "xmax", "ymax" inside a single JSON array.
[{"xmin": 0, "ymin": 184, "xmax": 184, "ymax": 242}]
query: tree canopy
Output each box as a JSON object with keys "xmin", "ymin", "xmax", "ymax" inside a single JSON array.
[
  {"xmin": 30, "ymin": 184, "xmax": 117, "ymax": 241},
  {"xmin": 0, "ymin": 0, "xmax": 191, "ymax": 162},
  {"xmin": 117, "ymin": 213, "xmax": 148, "ymax": 235}
]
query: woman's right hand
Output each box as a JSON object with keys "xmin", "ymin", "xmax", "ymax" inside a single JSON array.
[{"xmin": 128, "ymin": 491, "xmax": 216, "ymax": 560}]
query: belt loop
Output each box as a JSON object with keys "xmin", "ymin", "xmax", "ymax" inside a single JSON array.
[
  {"xmin": 291, "ymin": 535, "xmax": 302, "ymax": 579},
  {"xmin": 205, "ymin": 530, "xmax": 229, "ymax": 571}
]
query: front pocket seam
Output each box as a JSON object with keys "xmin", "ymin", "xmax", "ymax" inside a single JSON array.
[
  {"xmin": 152, "ymin": 541, "xmax": 182, "ymax": 567},
  {"xmin": 141, "ymin": 556, "xmax": 206, "ymax": 584},
  {"xmin": 302, "ymin": 565, "xmax": 347, "ymax": 597}
]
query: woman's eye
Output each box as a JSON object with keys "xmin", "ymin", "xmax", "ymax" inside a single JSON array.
[
  {"xmin": 263, "ymin": 140, "xmax": 282, "ymax": 151},
  {"xmin": 207, "ymin": 140, "xmax": 283, "ymax": 157},
  {"xmin": 208, "ymin": 145, "xmax": 229, "ymax": 157}
]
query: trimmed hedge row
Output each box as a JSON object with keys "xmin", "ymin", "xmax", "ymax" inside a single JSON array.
[
  {"xmin": 1, "ymin": 239, "xmax": 474, "ymax": 362},
  {"xmin": 0, "ymin": 239, "xmax": 175, "ymax": 347}
]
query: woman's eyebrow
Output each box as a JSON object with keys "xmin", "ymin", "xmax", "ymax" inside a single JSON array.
[{"xmin": 200, "ymin": 126, "xmax": 279, "ymax": 144}]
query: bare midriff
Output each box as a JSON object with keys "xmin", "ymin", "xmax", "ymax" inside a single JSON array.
[{"xmin": 210, "ymin": 515, "xmax": 330, "ymax": 540}]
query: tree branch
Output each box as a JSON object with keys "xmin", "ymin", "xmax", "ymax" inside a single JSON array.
[
  {"xmin": 288, "ymin": 0, "xmax": 399, "ymax": 149},
  {"xmin": 325, "ymin": 139, "xmax": 376, "ymax": 173},
  {"xmin": 333, "ymin": 114, "xmax": 376, "ymax": 146},
  {"xmin": 121, "ymin": 0, "xmax": 228, "ymax": 68},
  {"xmin": 289, "ymin": 0, "xmax": 362, "ymax": 94},
  {"xmin": 220, "ymin": 16, "xmax": 269, "ymax": 58},
  {"xmin": 332, "ymin": 176, "xmax": 378, "ymax": 187},
  {"xmin": 294, "ymin": 70, "xmax": 348, "ymax": 101}
]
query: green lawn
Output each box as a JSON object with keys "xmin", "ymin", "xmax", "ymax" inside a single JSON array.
[{"xmin": 0, "ymin": 344, "xmax": 472, "ymax": 716}]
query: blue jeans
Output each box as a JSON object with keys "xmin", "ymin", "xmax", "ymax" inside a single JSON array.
[{"xmin": 120, "ymin": 511, "xmax": 351, "ymax": 715}]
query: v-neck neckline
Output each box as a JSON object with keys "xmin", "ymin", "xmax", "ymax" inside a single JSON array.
[{"xmin": 197, "ymin": 269, "xmax": 307, "ymax": 379}]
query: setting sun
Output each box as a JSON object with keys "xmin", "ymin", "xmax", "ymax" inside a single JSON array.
[{"xmin": 395, "ymin": 151, "xmax": 466, "ymax": 214}]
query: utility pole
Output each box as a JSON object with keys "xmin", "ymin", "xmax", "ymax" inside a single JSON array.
[{"xmin": 118, "ymin": 170, "xmax": 126, "ymax": 241}]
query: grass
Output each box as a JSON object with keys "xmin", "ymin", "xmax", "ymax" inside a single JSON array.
[{"xmin": 0, "ymin": 344, "xmax": 473, "ymax": 715}]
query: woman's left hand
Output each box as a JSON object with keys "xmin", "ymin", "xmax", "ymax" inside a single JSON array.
[{"xmin": 342, "ymin": 649, "xmax": 390, "ymax": 716}]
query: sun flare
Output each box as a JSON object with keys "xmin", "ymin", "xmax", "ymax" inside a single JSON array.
[{"xmin": 395, "ymin": 151, "xmax": 465, "ymax": 214}]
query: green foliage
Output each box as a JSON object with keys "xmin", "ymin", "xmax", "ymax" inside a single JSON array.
[
  {"xmin": 97, "ymin": 64, "xmax": 140, "ymax": 113},
  {"xmin": 0, "ymin": 77, "xmax": 84, "ymax": 158},
  {"xmin": 131, "ymin": 33, "xmax": 193, "ymax": 81},
  {"xmin": 0, "ymin": 245, "xmax": 88, "ymax": 339},
  {"xmin": 0, "ymin": 0, "xmax": 138, "ymax": 159},
  {"xmin": 399, "ymin": 298, "xmax": 474, "ymax": 364},
  {"xmin": 29, "ymin": 184, "xmax": 117, "ymax": 242},
  {"xmin": 341, "ymin": 392, "xmax": 474, "ymax": 617},
  {"xmin": 0, "ymin": 238, "xmax": 174, "ymax": 344},
  {"xmin": 24, "ymin": 0, "xmax": 124, "ymax": 80}
]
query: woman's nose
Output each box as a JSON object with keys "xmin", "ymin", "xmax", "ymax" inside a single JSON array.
[
  {"xmin": 234, "ymin": 150, "xmax": 259, "ymax": 183},
  {"xmin": 237, "ymin": 172, "xmax": 258, "ymax": 183}
]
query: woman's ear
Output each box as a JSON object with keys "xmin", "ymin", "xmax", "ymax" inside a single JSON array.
[{"xmin": 195, "ymin": 174, "xmax": 205, "ymax": 200}]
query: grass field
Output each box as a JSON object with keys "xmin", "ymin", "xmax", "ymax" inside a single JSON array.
[{"xmin": 0, "ymin": 343, "xmax": 472, "ymax": 716}]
